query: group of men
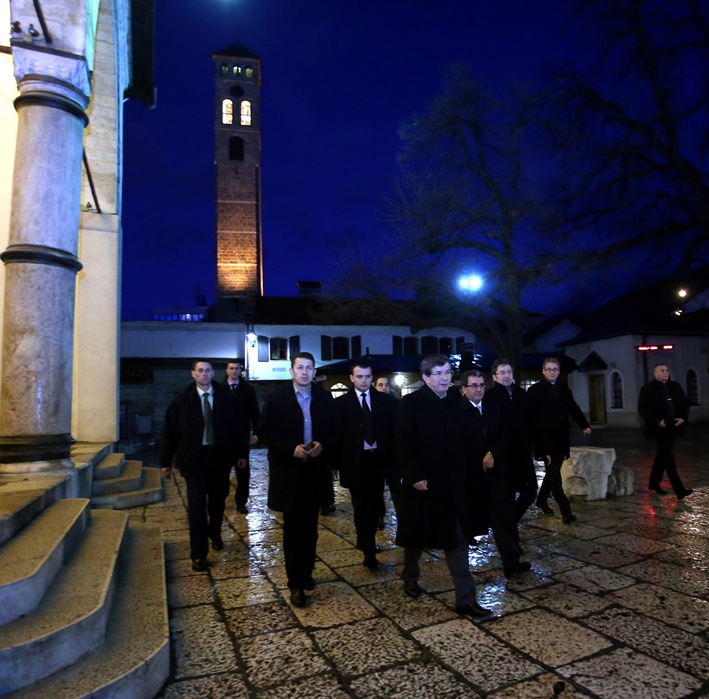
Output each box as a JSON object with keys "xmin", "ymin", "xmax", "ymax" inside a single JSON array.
[{"xmin": 159, "ymin": 352, "xmax": 692, "ymax": 616}]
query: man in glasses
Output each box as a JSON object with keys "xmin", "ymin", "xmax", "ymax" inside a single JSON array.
[
  {"xmin": 395, "ymin": 354, "xmax": 491, "ymax": 618},
  {"xmin": 527, "ymin": 357, "xmax": 592, "ymax": 524},
  {"xmin": 485, "ymin": 359, "xmax": 537, "ymax": 522}
]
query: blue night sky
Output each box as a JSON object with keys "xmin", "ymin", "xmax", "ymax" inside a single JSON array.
[{"xmin": 121, "ymin": 0, "xmax": 592, "ymax": 319}]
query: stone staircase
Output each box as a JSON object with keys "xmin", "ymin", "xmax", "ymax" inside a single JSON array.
[
  {"xmin": 0, "ymin": 489, "xmax": 169, "ymax": 698},
  {"xmin": 90, "ymin": 453, "xmax": 164, "ymax": 510}
]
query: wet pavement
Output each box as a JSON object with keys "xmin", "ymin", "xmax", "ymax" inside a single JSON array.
[{"xmin": 131, "ymin": 427, "xmax": 709, "ymax": 698}]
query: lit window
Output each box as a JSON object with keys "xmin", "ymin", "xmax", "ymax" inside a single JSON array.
[
  {"xmin": 245, "ymin": 66, "xmax": 254, "ymax": 78},
  {"xmin": 233, "ymin": 65, "xmax": 242, "ymax": 76},
  {"xmin": 222, "ymin": 98, "xmax": 233, "ymax": 125},
  {"xmin": 220, "ymin": 63, "xmax": 229, "ymax": 75},
  {"xmin": 240, "ymin": 100, "xmax": 251, "ymax": 126}
]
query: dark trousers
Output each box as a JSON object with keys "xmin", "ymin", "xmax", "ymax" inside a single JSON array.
[
  {"xmin": 649, "ymin": 431, "xmax": 686, "ymax": 494},
  {"xmin": 402, "ymin": 520, "xmax": 476, "ymax": 607},
  {"xmin": 349, "ymin": 451, "xmax": 385, "ymax": 556},
  {"xmin": 537, "ymin": 455, "xmax": 572, "ymax": 517},
  {"xmin": 283, "ymin": 468, "xmax": 321, "ymax": 590},
  {"xmin": 486, "ymin": 462, "xmax": 522, "ymax": 568},
  {"xmin": 182, "ymin": 448, "xmax": 230, "ymax": 561},
  {"xmin": 507, "ymin": 454, "xmax": 538, "ymax": 522},
  {"xmin": 233, "ymin": 456, "xmax": 250, "ymax": 507}
]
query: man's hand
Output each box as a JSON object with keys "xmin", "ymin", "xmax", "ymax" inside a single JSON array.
[
  {"xmin": 251, "ymin": 434, "xmax": 260, "ymax": 445},
  {"xmin": 161, "ymin": 467, "xmax": 173, "ymax": 480},
  {"xmin": 306, "ymin": 441, "xmax": 323, "ymax": 458},
  {"xmin": 674, "ymin": 418, "xmax": 685, "ymax": 427},
  {"xmin": 413, "ymin": 480, "xmax": 428, "ymax": 491},
  {"xmin": 544, "ymin": 455, "xmax": 552, "ymax": 466},
  {"xmin": 658, "ymin": 420, "xmax": 666, "ymax": 428},
  {"xmin": 583, "ymin": 427, "xmax": 592, "ymax": 436},
  {"xmin": 236, "ymin": 458, "xmax": 247, "ymax": 469},
  {"xmin": 294, "ymin": 444, "xmax": 310, "ymax": 459},
  {"xmin": 482, "ymin": 452, "xmax": 494, "ymax": 471}
]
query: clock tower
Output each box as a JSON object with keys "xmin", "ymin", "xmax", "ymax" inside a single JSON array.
[{"xmin": 212, "ymin": 44, "xmax": 263, "ymax": 321}]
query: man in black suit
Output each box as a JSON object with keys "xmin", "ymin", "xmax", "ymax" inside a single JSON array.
[
  {"xmin": 484, "ymin": 359, "xmax": 537, "ymax": 521},
  {"xmin": 638, "ymin": 363, "xmax": 692, "ymax": 499},
  {"xmin": 335, "ymin": 360, "xmax": 398, "ymax": 569},
  {"xmin": 160, "ymin": 360, "xmax": 248, "ymax": 572},
  {"xmin": 222, "ymin": 359, "xmax": 261, "ymax": 514},
  {"xmin": 259, "ymin": 352, "xmax": 340, "ymax": 607},
  {"xmin": 462, "ymin": 370, "xmax": 530, "ymax": 578},
  {"xmin": 527, "ymin": 357, "xmax": 592, "ymax": 524},
  {"xmin": 396, "ymin": 354, "xmax": 491, "ymax": 618}
]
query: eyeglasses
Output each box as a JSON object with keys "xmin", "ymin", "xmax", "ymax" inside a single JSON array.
[
  {"xmin": 495, "ymin": 370, "xmax": 513, "ymax": 376},
  {"xmin": 430, "ymin": 370, "xmax": 453, "ymax": 378},
  {"xmin": 463, "ymin": 383, "xmax": 485, "ymax": 389}
]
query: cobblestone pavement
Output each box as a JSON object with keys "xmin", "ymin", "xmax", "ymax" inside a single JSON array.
[{"xmin": 131, "ymin": 427, "xmax": 709, "ymax": 698}]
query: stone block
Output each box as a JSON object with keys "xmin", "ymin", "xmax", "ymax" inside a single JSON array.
[
  {"xmin": 561, "ymin": 447, "xmax": 616, "ymax": 500},
  {"xmin": 608, "ymin": 465, "xmax": 634, "ymax": 496}
]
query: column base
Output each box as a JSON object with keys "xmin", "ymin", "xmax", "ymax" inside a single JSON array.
[{"xmin": 0, "ymin": 434, "xmax": 74, "ymax": 464}]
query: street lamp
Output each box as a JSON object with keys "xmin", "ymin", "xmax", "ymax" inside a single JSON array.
[{"xmin": 457, "ymin": 274, "xmax": 483, "ymax": 292}]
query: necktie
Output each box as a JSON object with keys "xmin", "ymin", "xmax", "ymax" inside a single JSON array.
[
  {"xmin": 230, "ymin": 383, "xmax": 238, "ymax": 391},
  {"xmin": 361, "ymin": 392, "xmax": 375, "ymax": 445},
  {"xmin": 203, "ymin": 392, "xmax": 215, "ymax": 445}
]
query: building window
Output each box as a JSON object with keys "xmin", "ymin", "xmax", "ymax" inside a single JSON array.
[
  {"xmin": 403, "ymin": 337, "xmax": 418, "ymax": 355},
  {"xmin": 220, "ymin": 63, "xmax": 229, "ymax": 75},
  {"xmin": 240, "ymin": 100, "xmax": 252, "ymax": 126},
  {"xmin": 233, "ymin": 65, "xmax": 242, "ymax": 76},
  {"xmin": 289, "ymin": 335, "xmax": 300, "ymax": 359},
  {"xmin": 687, "ymin": 369, "xmax": 699, "ymax": 405},
  {"xmin": 222, "ymin": 98, "xmax": 233, "ymax": 125},
  {"xmin": 421, "ymin": 336, "xmax": 438, "ymax": 355},
  {"xmin": 330, "ymin": 382, "xmax": 348, "ymax": 399},
  {"xmin": 257, "ymin": 335, "xmax": 269, "ymax": 362},
  {"xmin": 392, "ymin": 336, "xmax": 403, "ymax": 355},
  {"xmin": 270, "ymin": 337, "xmax": 287, "ymax": 361},
  {"xmin": 439, "ymin": 337, "xmax": 453, "ymax": 354},
  {"xmin": 333, "ymin": 337, "xmax": 350, "ymax": 360},
  {"xmin": 610, "ymin": 371, "xmax": 623, "ymax": 409},
  {"xmin": 351, "ymin": 335, "xmax": 362, "ymax": 358},
  {"xmin": 229, "ymin": 137, "xmax": 244, "ymax": 161},
  {"xmin": 245, "ymin": 66, "xmax": 254, "ymax": 78}
]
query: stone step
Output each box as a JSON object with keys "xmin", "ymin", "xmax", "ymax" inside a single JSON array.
[
  {"xmin": 91, "ymin": 461, "xmax": 144, "ymax": 496},
  {"xmin": 0, "ymin": 475, "xmax": 73, "ymax": 548},
  {"xmin": 7, "ymin": 523, "xmax": 170, "ymax": 699},
  {"xmin": 91, "ymin": 467, "xmax": 164, "ymax": 510},
  {"xmin": 93, "ymin": 453, "xmax": 126, "ymax": 481},
  {"xmin": 0, "ymin": 499, "xmax": 91, "ymax": 626},
  {"xmin": 0, "ymin": 510, "xmax": 128, "ymax": 694}
]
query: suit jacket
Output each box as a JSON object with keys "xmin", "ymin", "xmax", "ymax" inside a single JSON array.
[
  {"xmin": 484, "ymin": 382, "xmax": 532, "ymax": 459},
  {"xmin": 395, "ymin": 386, "xmax": 488, "ymax": 549},
  {"xmin": 463, "ymin": 398, "xmax": 511, "ymax": 469},
  {"xmin": 222, "ymin": 377, "xmax": 261, "ymax": 434},
  {"xmin": 259, "ymin": 381, "xmax": 340, "ymax": 513},
  {"xmin": 159, "ymin": 381, "xmax": 248, "ymax": 473},
  {"xmin": 334, "ymin": 388, "xmax": 398, "ymax": 489},
  {"xmin": 527, "ymin": 378, "xmax": 590, "ymax": 460},
  {"xmin": 638, "ymin": 379, "xmax": 689, "ymax": 438}
]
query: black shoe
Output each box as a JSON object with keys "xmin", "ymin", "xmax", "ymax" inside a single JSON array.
[
  {"xmin": 403, "ymin": 580, "xmax": 422, "ymax": 598},
  {"xmin": 455, "ymin": 601, "xmax": 493, "ymax": 618},
  {"xmin": 304, "ymin": 576, "xmax": 316, "ymax": 591},
  {"xmin": 562, "ymin": 513, "xmax": 577, "ymax": 524},
  {"xmin": 677, "ymin": 489, "xmax": 693, "ymax": 500},
  {"xmin": 236, "ymin": 504, "xmax": 248, "ymax": 514},
  {"xmin": 290, "ymin": 588, "xmax": 306, "ymax": 607},
  {"xmin": 649, "ymin": 485, "xmax": 668, "ymax": 495},
  {"xmin": 504, "ymin": 560, "xmax": 532, "ymax": 578},
  {"xmin": 363, "ymin": 555, "xmax": 379, "ymax": 570},
  {"xmin": 537, "ymin": 501, "xmax": 554, "ymax": 515},
  {"xmin": 320, "ymin": 504, "xmax": 336, "ymax": 516},
  {"xmin": 210, "ymin": 537, "xmax": 224, "ymax": 551},
  {"xmin": 191, "ymin": 558, "xmax": 208, "ymax": 572}
]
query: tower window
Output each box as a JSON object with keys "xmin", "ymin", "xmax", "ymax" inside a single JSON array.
[
  {"xmin": 222, "ymin": 98, "xmax": 233, "ymax": 125},
  {"xmin": 240, "ymin": 100, "xmax": 252, "ymax": 126},
  {"xmin": 245, "ymin": 66, "xmax": 254, "ymax": 78},
  {"xmin": 220, "ymin": 63, "xmax": 229, "ymax": 75},
  {"xmin": 229, "ymin": 137, "xmax": 244, "ymax": 161},
  {"xmin": 233, "ymin": 65, "xmax": 242, "ymax": 76}
]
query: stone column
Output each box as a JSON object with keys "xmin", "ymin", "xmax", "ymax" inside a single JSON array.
[{"xmin": 0, "ymin": 40, "xmax": 91, "ymax": 471}]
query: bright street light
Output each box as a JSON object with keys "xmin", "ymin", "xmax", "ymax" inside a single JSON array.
[{"xmin": 458, "ymin": 274, "xmax": 483, "ymax": 292}]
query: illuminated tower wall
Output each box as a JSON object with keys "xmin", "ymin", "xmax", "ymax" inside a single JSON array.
[{"xmin": 213, "ymin": 44, "xmax": 262, "ymax": 321}]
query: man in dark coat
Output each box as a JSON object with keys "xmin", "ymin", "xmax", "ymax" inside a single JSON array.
[
  {"xmin": 462, "ymin": 369, "xmax": 530, "ymax": 578},
  {"xmin": 395, "ymin": 354, "xmax": 491, "ymax": 618},
  {"xmin": 259, "ymin": 352, "xmax": 340, "ymax": 607},
  {"xmin": 638, "ymin": 363, "xmax": 692, "ymax": 499},
  {"xmin": 527, "ymin": 357, "xmax": 592, "ymax": 524},
  {"xmin": 160, "ymin": 359, "xmax": 248, "ymax": 571},
  {"xmin": 335, "ymin": 360, "xmax": 398, "ymax": 569},
  {"xmin": 222, "ymin": 359, "xmax": 261, "ymax": 514},
  {"xmin": 484, "ymin": 359, "xmax": 538, "ymax": 521}
]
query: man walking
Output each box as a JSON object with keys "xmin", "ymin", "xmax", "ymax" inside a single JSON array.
[
  {"xmin": 396, "ymin": 354, "xmax": 490, "ymax": 618},
  {"xmin": 335, "ymin": 360, "xmax": 398, "ymax": 569},
  {"xmin": 527, "ymin": 357, "xmax": 591, "ymax": 524},
  {"xmin": 160, "ymin": 360, "xmax": 248, "ymax": 571},
  {"xmin": 638, "ymin": 363, "xmax": 692, "ymax": 499},
  {"xmin": 259, "ymin": 352, "xmax": 340, "ymax": 607},
  {"xmin": 223, "ymin": 359, "xmax": 260, "ymax": 514},
  {"xmin": 484, "ymin": 359, "xmax": 537, "ymax": 521}
]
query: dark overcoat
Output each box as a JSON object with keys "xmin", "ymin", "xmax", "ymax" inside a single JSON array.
[
  {"xmin": 159, "ymin": 381, "xmax": 248, "ymax": 473},
  {"xmin": 395, "ymin": 385, "xmax": 488, "ymax": 549},
  {"xmin": 259, "ymin": 382, "xmax": 340, "ymax": 513},
  {"xmin": 221, "ymin": 376, "xmax": 261, "ymax": 434},
  {"xmin": 638, "ymin": 379, "xmax": 689, "ymax": 439},
  {"xmin": 484, "ymin": 382, "xmax": 532, "ymax": 457},
  {"xmin": 527, "ymin": 378, "xmax": 590, "ymax": 460},
  {"xmin": 334, "ymin": 388, "xmax": 398, "ymax": 489}
]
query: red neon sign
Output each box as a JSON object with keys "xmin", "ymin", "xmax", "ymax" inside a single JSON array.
[{"xmin": 636, "ymin": 344, "xmax": 674, "ymax": 351}]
